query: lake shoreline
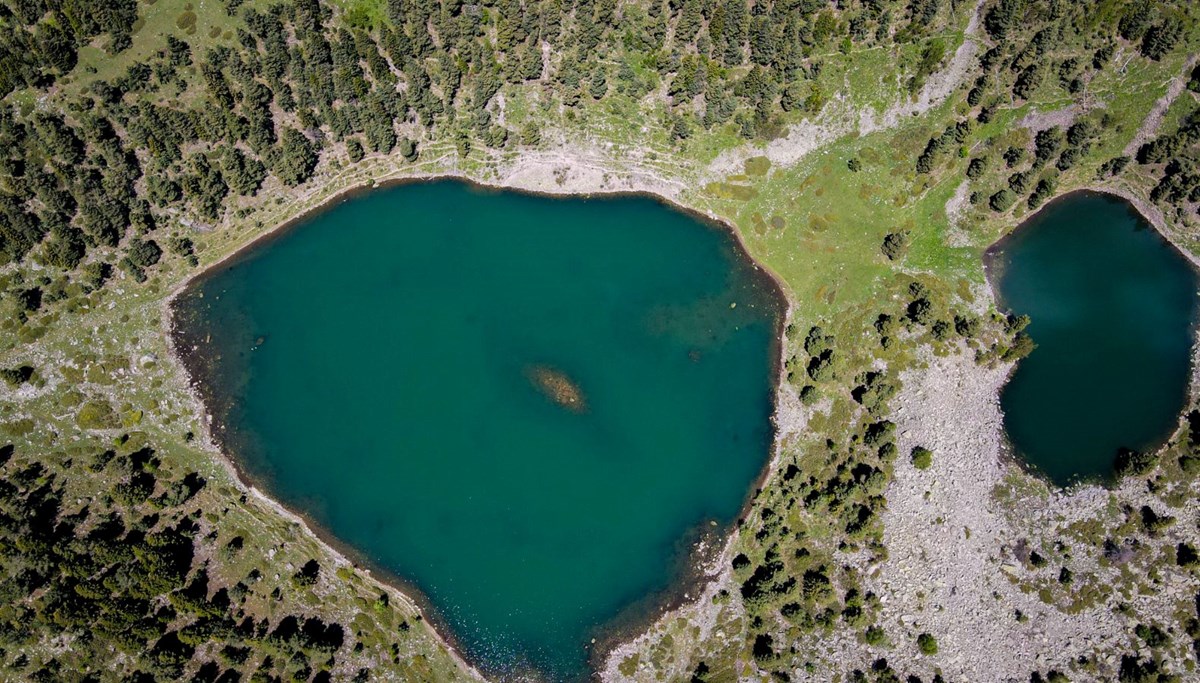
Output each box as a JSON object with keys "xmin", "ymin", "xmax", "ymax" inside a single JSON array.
[
  {"xmin": 985, "ymin": 186, "xmax": 1200, "ymax": 273},
  {"xmin": 981, "ymin": 187, "xmax": 1200, "ymax": 488},
  {"xmin": 165, "ymin": 298, "xmax": 490, "ymax": 680},
  {"xmin": 162, "ymin": 167, "xmax": 793, "ymax": 682}
]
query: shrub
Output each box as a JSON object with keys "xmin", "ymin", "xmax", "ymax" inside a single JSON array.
[
  {"xmin": 864, "ymin": 420, "xmax": 895, "ymax": 446},
  {"xmin": 917, "ymin": 632, "xmax": 938, "ymax": 655},
  {"xmin": 0, "ymin": 365, "xmax": 34, "ymax": 387},
  {"xmin": 1177, "ymin": 542, "xmax": 1199, "ymax": 568},
  {"xmin": 176, "ymin": 11, "xmax": 197, "ymax": 31},
  {"xmin": 346, "ymin": 139, "xmax": 364, "ymax": 163},
  {"xmin": 1134, "ymin": 623, "xmax": 1170, "ymax": 649},
  {"xmin": 799, "ymin": 385, "xmax": 818, "ymax": 405},
  {"xmin": 911, "ymin": 447, "xmax": 933, "ymax": 470},
  {"xmin": 292, "ymin": 559, "xmax": 320, "ymax": 587},
  {"xmin": 807, "ymin": 350, "xmax": 835, "ymax": 381},
  {"xmin": 907, "ymin": 297, "xmax": 933, "ymax": 325},
  {"xmin": 966, "ymin": 157, "xmax": 987, "ymax": 179},
  {"xmin": 399, "ymin": 137, "xmax": 418, "ymax": 162},
  {"xmin": 77, "ymin": 399, "xmax": 119, "ymax": 430}
]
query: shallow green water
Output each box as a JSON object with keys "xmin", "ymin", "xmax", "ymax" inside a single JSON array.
[
  {"xmin": 175, "ymin": 180, "xmax": 783, "ymax": 679},
  {"xmin": 987, "ymin": 191, "xmax": 1199, "ymax": 486}
]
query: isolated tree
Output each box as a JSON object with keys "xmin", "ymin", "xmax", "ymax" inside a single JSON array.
[
  {"xmin": 911, "ymin": 447, "xmax": 933, "ymax": 470},
  {"xmin": 881, "ymin": 231, "xmax": 911, "ymax": 260}
]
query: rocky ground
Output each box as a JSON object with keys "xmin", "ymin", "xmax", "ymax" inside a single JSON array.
[
  {"xmin": 836, "ymin": 348, "xmax": 1198, "ymax": 682},
  {"xmin": 864, "ymin": 351, "xmax": 1112, "ymax": 680}
]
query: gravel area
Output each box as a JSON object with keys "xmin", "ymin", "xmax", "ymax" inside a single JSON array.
[{"xmin": 854, "ymin": 348, "xmax": 1199, "ymax": 681}]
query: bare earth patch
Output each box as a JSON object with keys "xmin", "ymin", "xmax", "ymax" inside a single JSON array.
[
  {"xmin": 944, "ymin": 179, "xmax": 973, "ymax": 247},
  {"xmin": 1017, "ymin": 105, "xmax": 1082, "ymax": 134}
]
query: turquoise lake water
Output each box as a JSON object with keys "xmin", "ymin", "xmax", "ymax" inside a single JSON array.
[
  {"xmin": 173, "ymin": 180, "xmax": 783, "ymax": 679},
  {"xmin": 987, "ymin": 191, "xmax": 1199, "ymax": 486}
]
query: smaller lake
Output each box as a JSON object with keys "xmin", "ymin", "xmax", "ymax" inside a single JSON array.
[
  {"xmin": 173, "ymin": 180, "xmax": 783, "ymax": 680},
  {"xmin": 987, "ymin": 191, "xmax": 1200, "ymax": 486}
]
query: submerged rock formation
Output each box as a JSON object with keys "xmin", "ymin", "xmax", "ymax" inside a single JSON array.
[{"xmin": 527, "ymin": 365, "xmax": 586, "ymax": 413}]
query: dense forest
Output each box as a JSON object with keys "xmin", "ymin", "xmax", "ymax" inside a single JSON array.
[
  {"xmin": 0, "ymin": 0, "xmax": 988, "ymax": 287},
  {"xmin": 0, "ymin": 0, "xmax": 1199, "ymax": 680},
  {"xmin": 0, "ymin": 0, "xmax": 1195, "ymax": 311},
  {"xmin": 0, "ymin": 441, "xmax": 363, "ymax": 682}
]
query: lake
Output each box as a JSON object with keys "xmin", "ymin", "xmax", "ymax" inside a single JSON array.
[
  {"xmin": 986, "ymin": 191, "xmax": 1199, "ymax": 486},
  {"xmin": 172, "ymin": 180, "xmax": 784, "ymax": 679}
]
